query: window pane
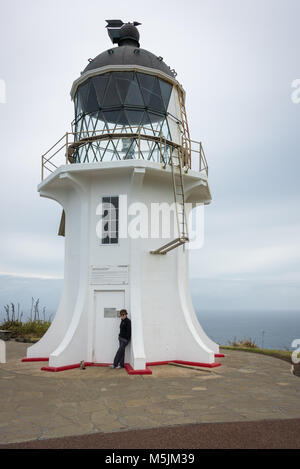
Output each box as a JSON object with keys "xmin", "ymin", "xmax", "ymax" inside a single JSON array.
[
  {"xmin": 103, "ymin": 110, "xmax": 121, "ymax": 125},
  {"xmin": 101, "ymin": 196, "xmax": 119, "ymax": 245},
  {"xmin": 159, "ymin": 79, "xmax": 172, "ymax": 111},
  {"xmin": 115, "ymin": 72, "xmax": 134, "ymax": 103},
  {"xmin": 78, "ymin": 81, "xmax": 90, "ymax": 112},
  {"xmin": 125, "ymin": 75, "xmax": 144, "ymax": 106},
  {"xmin": 125, "ymin": 109, "xmax": 144, "ymax": 126},
  {"xmin": 102, "ymin": 75, "xmax": 121, "ymax": 107},
  {"xmin": 117, "ymin": 110, "xmax": 128, "ymax": 126},
  {"xmin": 93, "ymin": 75, "xmax": 110, "ymax": 107},
  {"xmin": 111, "ymin": 196, "xmax": 119, "ymax": 208},
  {"xmin": 148, "ymin": 78, "xmax": 164, "ymax": 112},
  {"xmin": 137, "ymin": 73, "xmax": 155, "ymax": 94},
  {"xmin": 86, "ymin": 81, "xmax": 99, "ymax": 114},
  {"xmin": 147, "ymin": 111, "xmax": 164, "ymax": 125}
]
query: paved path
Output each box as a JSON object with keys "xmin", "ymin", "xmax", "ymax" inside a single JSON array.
[{"xmin": 0, "ymin": 341, "xmax": 299, "ymax": 447}]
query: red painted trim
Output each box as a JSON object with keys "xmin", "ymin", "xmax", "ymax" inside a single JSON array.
[
  {"xmin": 146, "ymin": 360, "xmax": 222, "ymax": 368},
  {"xmin": 215, "ymin": 353, "xmax": 225, "ymax": 358},
  {"xmin": 38, "ymin": 359, "xmax": 221, "ymax": 373},
  {"xmin": 41, "ymin": 363, "xmax": 110, "ymax": 373},
  {"xmin": 124, "ymin": 363, "xmax": 152, "ymax": 375},
  {"xmin": 41, "ymin": 363, "xmax": 81, "ymax": 372},
  {"xmin": 21, "ymin": 357, "xmax": 49, "ymax": 362},
  {"xmin": 146, "ymin": 361, "xmax": 170, "ymax": 366},
  {"xmin": 88, "ymin": 362, "xmax": 110, "ymax": 367},
  {"xmin": 174, "ymin": 360, "xmax": 221, "ymax": 368}
]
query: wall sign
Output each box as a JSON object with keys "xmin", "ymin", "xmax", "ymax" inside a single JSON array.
[
  {"xmin": 90, "ymin": 265, "xmax": 129, "ymax": 285},
  {"xmin": 104, "ymin": 308, "xmax": 120, "ymax": 318}
]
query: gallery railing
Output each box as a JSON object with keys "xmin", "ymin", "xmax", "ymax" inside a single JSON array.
[{"xmin": 41, "ymin": 127, "xmax": 208, "ymax": 181}]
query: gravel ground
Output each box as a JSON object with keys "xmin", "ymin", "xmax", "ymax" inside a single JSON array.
[{"xmin": 1, "ymin": 418, "xmax": 300, "ymax": 449}]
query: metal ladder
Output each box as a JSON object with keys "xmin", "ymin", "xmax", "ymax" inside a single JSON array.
[
  {"xmin": 150, "ymin": 148, "xmax": 189, "ymax": 255},
  {"xmin": 177, "ymin": 86, "xmax": 192, "ymax": 168}
]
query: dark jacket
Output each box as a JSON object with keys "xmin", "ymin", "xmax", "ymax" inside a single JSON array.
[{"xmin": 119, "ymin": 317, "xmax": 131, "ymax": 341}]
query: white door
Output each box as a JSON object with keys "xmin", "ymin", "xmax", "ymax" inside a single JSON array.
[{"xmin": 93, "ymin": 290, "xmax": 125, "ymax": 363}]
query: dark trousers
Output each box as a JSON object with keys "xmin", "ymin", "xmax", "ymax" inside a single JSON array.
[{"xmin": 113, "ymin": 337, "xmax": 129, "ymax": 367}]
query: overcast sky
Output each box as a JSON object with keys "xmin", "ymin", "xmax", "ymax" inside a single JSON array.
[{"xmin": 0, "ymin": 0, "xmax": 299, "ymax": 315}]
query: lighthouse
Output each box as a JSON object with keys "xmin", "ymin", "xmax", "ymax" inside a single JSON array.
[{"xmin": 27, "ymin": 20, "xmax": 220, "ymax": 372}]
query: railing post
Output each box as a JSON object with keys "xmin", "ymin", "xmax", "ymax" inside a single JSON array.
[
  {"xmin": 199, "ymin": 142, "xmax": 202, "ymax": 173},
  {"xmin": 41, "ymin": 155, "xmax": 44, "ymax": 181},
  {"xmin": 138, "ymin": 128, "xmax": 141, "ymax": 159},
  {"xmin": 159, "ymin": 132, "xmax": 162, "ymax": 163},
  {"xmin": 65, "ymin": 132, "xmax": 69, "ymax": 164}
]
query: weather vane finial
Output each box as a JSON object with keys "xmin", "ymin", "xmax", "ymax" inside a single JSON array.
[{"xmin": 105, "ymin": 20, "xmax": 142, "ymax": 47}]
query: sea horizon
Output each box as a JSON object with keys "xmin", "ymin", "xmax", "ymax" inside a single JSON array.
[{"xmin": 196, "ymin": 309, "xmax": 300, "ymax": 351}]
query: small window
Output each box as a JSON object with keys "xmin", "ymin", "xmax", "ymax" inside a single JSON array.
[{"xmin": 101, "ymin": 196, "xmax": 119, "ymax": 245}]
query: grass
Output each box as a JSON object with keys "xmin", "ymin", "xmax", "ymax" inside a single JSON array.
[
  {"xmin": 0, "ymin": 299, "xmax": 51, "ymax": 342},
  {"xmin": 220, "ymin": 336, "xmax": 293, "ymax": 363}
]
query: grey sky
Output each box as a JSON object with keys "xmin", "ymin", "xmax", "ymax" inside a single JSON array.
[{"xmin": 0, "ymin": 0, "xmax": 299, "ymax": 314}]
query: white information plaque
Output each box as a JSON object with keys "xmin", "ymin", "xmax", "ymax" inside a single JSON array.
[{"xmin": 90, "ymin": 265, "xmax": 129, "ymax": 285}]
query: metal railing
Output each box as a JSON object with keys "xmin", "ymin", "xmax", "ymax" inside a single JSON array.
[{"xmin": 41, "ymin": 127, "xmax": 208, "ymax": 181}]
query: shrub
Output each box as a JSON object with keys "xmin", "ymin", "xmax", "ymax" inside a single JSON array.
[
  {"xmin": 227, "ymin": 336, "xmax": 258, "ymax": 349},
  {"xmin": 1, "ymin": 299, "xmax": 51, "ymax": 339}
]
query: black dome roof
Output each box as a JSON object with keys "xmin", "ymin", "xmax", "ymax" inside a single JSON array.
[{"xmin": 83, "ymin": 46, "xmax": 176, "ymax": 79}]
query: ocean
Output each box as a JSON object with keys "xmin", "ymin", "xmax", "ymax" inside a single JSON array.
[
  {"xmin": 0, "ymin": 275, "xmax": 299, "ymax": 351},
  {"xmin": 196, "ymin": 311, "xmax": 300, "ymax": 350}
]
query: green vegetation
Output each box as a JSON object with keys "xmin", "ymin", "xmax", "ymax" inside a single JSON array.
[
  {"xmin": 227, "ymin": 336, "xmax": 258, "ymax": 348},
  {"xmin": 0, "ymin": 299, "xmax": 51, "ymax": 342},
  {"xmin": 221, "ymin": 337, "xmax": 292, "ymax": 363}
]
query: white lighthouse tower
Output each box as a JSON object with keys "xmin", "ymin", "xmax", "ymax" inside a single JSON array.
[{"xmin": 26, "ymin": 20, "xmax": 220, "ymax": 373}]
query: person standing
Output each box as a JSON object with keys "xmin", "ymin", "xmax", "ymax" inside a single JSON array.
[{"xmin": 110, "ymin": 309, "xmax": 131, "ymax": 369}]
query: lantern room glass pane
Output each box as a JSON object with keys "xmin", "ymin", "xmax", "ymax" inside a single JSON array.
[
  {"xmin": 75, "ymin": 71, "xmax": 173, "ymax": 120},
  {"xmin": 92, "ymin": 75, "xmax": 110, "ymax": 107},
  {"xmin": 159, "ymin": 79, "xmax": 172, "ymax": 111},
  {"xmin": 124, "ymin": 76, "xmax": 144, "ymax": 107},
  {"xmin": 115, "ymin": 71, "xmax": 134, "ymax": 102},
  {"xmin": 125, "ymin": 109, "xmax": 145, "ymax": 126},
  {"xmin": 79, "ymin": 81, "xmax": 90, "ymax": 109},
  {"xmin": 103, "ymin": 75, "xmax": 122, "ymax": 107},
  {"xmin": 86, "ymin": 82, "xmax": 99, "ymax": 114},
  {"xmin": 74, "ymin": 71, "xmax": 176, "ymax": 163}
]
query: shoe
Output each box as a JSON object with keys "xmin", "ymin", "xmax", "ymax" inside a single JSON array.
[
  {"xmin": 116, "ymin": 365, "xmax": 121, "ymax": 369},
  {"xmin": 109, "ymin": 364, "xmax": 116, "ymax": 369}
]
